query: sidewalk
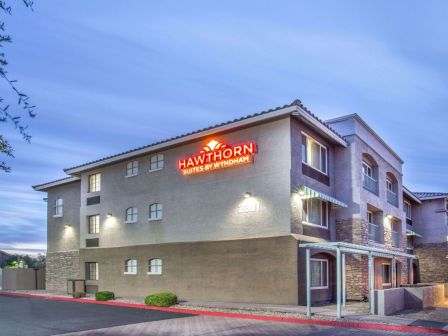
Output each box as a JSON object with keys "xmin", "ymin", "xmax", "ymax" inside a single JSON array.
[{"xmin": 1, "ymin": 290, "xmax": 447, "ymax": 333}]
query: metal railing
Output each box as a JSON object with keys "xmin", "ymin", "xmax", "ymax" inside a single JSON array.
[
  {"xmin": 363, "ymin": 174, "xmax": 378, "ymax": 194},
  {"xmin": 392, "ymin": 231, "xmax": 400, "ymax": 247},
  {"xmin": 387, "ymin": 190, "xmax": 398, "ymax": 207},
  {"xmin": 368, "ymin": 223, "xmax": 381, "ymax": 242}
]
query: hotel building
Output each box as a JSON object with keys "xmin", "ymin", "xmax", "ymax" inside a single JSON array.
[{"xmin": 33, "ymin": 100, "xmax": 448, "ymax": 305}]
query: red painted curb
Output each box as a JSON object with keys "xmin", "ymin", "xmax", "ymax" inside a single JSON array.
[{"xmin": 1, "ymin": 292, "xmax": 447, "ymax": 334}]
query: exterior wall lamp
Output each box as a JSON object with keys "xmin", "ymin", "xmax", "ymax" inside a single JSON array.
[
  {"xmin": 244, "ymin": 192, "xmax": 252, "ymax": 198},
  {"xmin": 106, "ymin": 213, "xmax": 113, "ymax": 218},
  {"xmin": 64, "ymin": 224, "xmax": 71, "ymax": 228}
]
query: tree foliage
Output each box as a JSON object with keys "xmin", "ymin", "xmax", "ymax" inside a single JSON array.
[
  {"xmin": 1, "ymin": 253, "xmax": 45, "ymax": 268},
  {"xmin": 0, "ymin": 0, "xmax": 35, "ymax": 172}
]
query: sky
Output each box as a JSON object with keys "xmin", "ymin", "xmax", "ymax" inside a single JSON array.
[{"xmin": 0, "ymin": 1, "xmax": 447, "ymax": 255}]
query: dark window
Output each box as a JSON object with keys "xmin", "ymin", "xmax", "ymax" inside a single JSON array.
[
  {"xmin": 87, "ymin": 196, "xmax": 100, "ymax": 206},
  {"xmin": 85, "ymin": 262, "xmax": 98, "ymax": 280},
  {"xmin": 382, "ymin": 264, "xmax": 391, "ymax": 284},
  {"xmin": 86, "ymin": 238, "xmax": 99, "ymax": 247}
]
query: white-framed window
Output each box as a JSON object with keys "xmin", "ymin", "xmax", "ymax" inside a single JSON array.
[
  {"xmin": 88, "ymin": 214, "xmax": 100, "ymax": 234},
  {"xmin": 148, "ymin": 258, "xmax": 162, "ymax": 275},
  {"xmin": 149, "ymin": 203, "xmax": 163, "ymax": 220},
  {"xmin": 88, "ymin": 173, "xmax": 101, "ymax": 193},
  {"xmin": 125, "ymin": 207, "xmax": 138, "ymax": 223},
  {"xmin": 149, "ymin": 154, "xmax": 164, "ymax": 171},
  {"xmin": 310, "ymin": 258, "xmax": 328, "ymax": 289},
  {"xmin": 54, "ymin": 198, "xmax": 63, "ymax": 217},
  {"xmin": 124, "ymin": 259, "xmax": 137, "ymax": 274},
  {"xmin": 386, "ymin": 178, "xmax": 393, "ymax": 192},
  {"xmin": 302, "ymin": 198, "xmax": 328, "ymax": 228},
  {"xmin": 86, "ymin": 262, "xmax": 98, "ymax": 280},
  {"xmin": 301, "ymin": 133, "xmax": 328, "ymax": 175},
  {"xmin": 362, "ymin": 161, "xmax": 373, "ymax": 178},
  {"xmin": 382, "ymin": 264, "xmax": 391, "ymax": 285},
  {"xmin": 126, "ymin": 160, "xmax": 139, "ymax": 177},
  {"xmin": 404, "ymin": 201, "xmax": 412, "ymax": 220}
]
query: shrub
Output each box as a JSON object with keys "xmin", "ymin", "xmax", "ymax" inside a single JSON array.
[
  {"xmin": 72, "ymin": 291, "xmax": 85, "ymax": 299},
  {"xmin": 144, "ymin": 292, "xmax": 177, "ymax": 307},
  {"xmin": 95, "ymin": 291, "xmax": 115, "ymax": 301}
]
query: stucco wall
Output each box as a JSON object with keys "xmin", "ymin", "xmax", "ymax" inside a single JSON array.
[
  {"xmin": 47, "ymin": 181, "xmax": 81, "ymax": 253},
  {"xmin": 413, "ymin": 199, "xmax": 447, "ymax": 244},
  {"xmin": 79, "ymin": 236, "xmax": 299, "ymax": 305},
  {"xmin": 78, "ymin": 117, "xmax": 292, "ymax": 249},
  {"xmin": 2, "ymin": 268, "xmax": 45, "ymax": 290}
]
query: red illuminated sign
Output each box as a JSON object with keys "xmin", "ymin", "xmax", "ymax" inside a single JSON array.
[{"xmin": 177, "ymin": 140, "xmax": 257, "ymax": 176}]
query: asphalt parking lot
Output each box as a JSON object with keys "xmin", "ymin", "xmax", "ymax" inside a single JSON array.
[
  {"xmin": 0, "ymin": 295, "xmax": 440, "ymax": 336},
  {"xmin": 0, "ymin": 295, "xmax": 192, "ymax": 336}
]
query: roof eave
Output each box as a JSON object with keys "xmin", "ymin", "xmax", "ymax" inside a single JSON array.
[
  {"xmin": 64, "ymin": 105, "xmax": 299, "ymax": 175},
  {"xmin": 32, "ymin": 176, "xmax": 80, "ymax": 192},
  {"xmin": 292, "ymin": 109, "xmax": 347, "ymax": 147},
  {"xmin": 403, "ymin": 186, "xmax": 422, "ymax": 204}
]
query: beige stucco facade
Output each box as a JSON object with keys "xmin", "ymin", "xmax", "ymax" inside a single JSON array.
[{"xmin": 34, "ymin": 101, "xmax": 443, "ymax": 304}]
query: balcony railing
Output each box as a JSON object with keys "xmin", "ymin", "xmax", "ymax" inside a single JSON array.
[
  {"xmin": 392, "ymin": 231, "xmax": 400, "ymax": 247},
  {"xmin": 368, "ymin": 223, "xmax": 381, "ymax": 242},
  {"xmin": 363, "ymin": 174, "xmax": 378, "ymax": 194},
  {"xmin": 387, "ymin": 190, "xmax": 398, "ymax": 207}
]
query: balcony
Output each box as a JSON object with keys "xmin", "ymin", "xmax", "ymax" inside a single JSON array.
[
  {"xmin": 363, "ymin": 174, "xmax": 378, "ymax": 194},
  {"xmin": 368, "ymin": 223, "xmax": 381, "ymax": 242},
  {"xmin": 387, "ymin": 190, "xmax": 398, "ymax": 207},
  {"xmin": 392, "ymin": 231, "xmax": 400, "ymax": 247}
]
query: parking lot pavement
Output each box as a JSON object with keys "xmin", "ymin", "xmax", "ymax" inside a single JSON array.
[
  {"xmin": 0, "ymin": 295, "xmax": 440, "ymax": 336},
  {"xmin": 0, "ymin": 295, "xmax": 192, "ymax": 336}
]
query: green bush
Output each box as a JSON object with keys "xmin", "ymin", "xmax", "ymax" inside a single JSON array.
[
  {"xmin": 72, "ymin": 291, "xmax": 85, "ymax": 299},
  {"xmin": 144, "ymin": 292, "xmax": 177, "ymax": 307},
  {"xmin": 95, "ymin": 291, "xmax": 115, "ymax": 301}
]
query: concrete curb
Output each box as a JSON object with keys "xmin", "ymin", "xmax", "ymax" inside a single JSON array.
[{"xmin": 1, "ymin": 292, "xmax": 447, "ymax": 335}]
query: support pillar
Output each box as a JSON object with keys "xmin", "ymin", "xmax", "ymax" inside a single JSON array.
[
  {"xmin": 342, "ymin": 252, "xmax": 346, "ymax": 308},
  {"xmin": 368, "ymin": 253, "xmax": 375, "ymax": 314},
  {"xmin": 409, "ymin": 258, "xmax": 413, "ymax": 285},
  {"xmin": 392, "ymin": 257, "xmax": 396, "ymax": 288},
  {"xmin": 306, "ymin": 248, "xmax": 311, "ymax": 317},
  {"xmin": 336, "ymin": 247, "xmax": 342, "ymax": 319}
]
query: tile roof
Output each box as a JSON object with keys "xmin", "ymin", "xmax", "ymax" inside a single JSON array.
[
  {"xmin": 64, "ymin": 99, "xmax": 346, "ymax": 173},
  {"xmin": 32, "ymin": 176, "xmax": 80, "ymax": 191},
  {"xmin": 413, "ymin": 192, "xmax": 448, "ymax": 199}
]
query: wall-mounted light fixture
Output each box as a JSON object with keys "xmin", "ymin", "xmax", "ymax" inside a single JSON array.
[
  {"xmin": 64, "ymin": 224, "xmax": 71, "ymax": 228},
  {"xmin": 106, "ymin": 213, "xmax": 113, "ymax": 218},
  {"xmin": 244, "ymin": 192, "xmax": 252, "ymax": 198},
  {"xmin": 387, "ymin": 215, "xmax": 394, "ymax": 220}
]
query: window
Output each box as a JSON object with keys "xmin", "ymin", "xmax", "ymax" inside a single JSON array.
[
  {"xmin": 88, "ymin": 215, "xmax": 100, "ymax": 234},
  {"xmin": 126, "ymin": 160, "xmax": 138, "ymax": 177},
  {"xmin": 124, "ymin": 259, "xmax": 137, "ymax": 274},
  {"xmin": 125, "ymin": 207, "xmax": 138, "ymax": 223},
  {"xmin": 149, "ymin": 203, "xmax": 163, "ymax": 220},
  {"xmin": 85, "ymin": 262, "xmax": 98, "ymax": 280},
  {"xmin": 382, "ymin": 264, "xmax": 391, "ymax": 285},
  {"xmin": 150, "ymin": 154, "xmax": 164, "ymax": 171},
  {"xmin": 54, "ymin": 198, "xmax": 63, "ymax": 217},
  {"xmin": 88, "ymin": 173, "xmax": 101, "ymax": 192},
  {"xmin": 367, "ymin": 210, "xmax": 373, "ymax": 224},
  {"xmin": 386, "ymin": 178, "xmax": 393, "ymax": 192},
  {"xmin": 362, "ymin": 162, "xmax": 373, "ymax": 178},
  {"xmin": 404, "ymin": 201, "xmax": 412, "ymax": 220},
  {"xmin": 310, "ymin": 259, "xmax": 328, "ymax": 289},
  {"xmin": 148, "ymin": 258, "xmax": 162, "ymax": 275},
  {"xmin": 302, "ymin": 198, "xmax": 328, "ymax": 228},
  {"xmin": 407, "ymin": 236, "xmax": 414, "ymax": 249},
  {"xmin": 302, "ymin": 133, "xmax": 327, "ymax": 174}
]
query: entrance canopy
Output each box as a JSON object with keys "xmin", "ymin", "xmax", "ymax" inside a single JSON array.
[
  {"xmin": 299, "ymin": 241, "xmax": 416, "ymax": 319},
  {"xmin": 299, "ymin": 241, "xmax": 417, "ymax": 259},
  {"xmin": 298, "ymin": 186, "xmax": 347, "ymax": 208}
]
